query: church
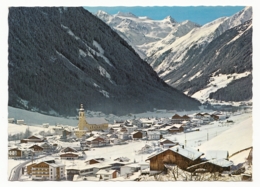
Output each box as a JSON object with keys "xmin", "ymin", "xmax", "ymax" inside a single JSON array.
[{"xmin": 74, "ymin": 104, "xmax": 108, "ymax": 138}]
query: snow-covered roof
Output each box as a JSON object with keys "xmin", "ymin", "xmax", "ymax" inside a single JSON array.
[
  {"xmin": 169, "ymin": 145, "xmax": 204, "ymax": 161},
  {"xmin": 159, "ymin": 125, "xmax": 174, "ymax": 131},
  {"xmin": 204, "ymin": 150, "xmax": 228, "ymax": 160},
  {"xmin": 87, "ymin": 117, "xmax": 108, "ymax": 124},
  {"xmin": 172, "ymin": 124, "xmax": 183, "ymax": 128},
  {"xmin": 96, "ymin": 169, "xmax": 116, "ymax": 175},
  {"xmin": 147, "ymin": 131, "xmax": 160, "ymax": 135},
  {"xmin": 122, "ymin": 163, "xmax": 140, "ymax": 168},
  {"xmin": 207, "ymin": 158, "xmax": 233, "ymax": 167}
]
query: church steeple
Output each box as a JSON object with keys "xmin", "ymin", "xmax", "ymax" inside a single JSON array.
[{"xmin": 78, "ymin": 104, "xmax": 86, "ymax": 130}]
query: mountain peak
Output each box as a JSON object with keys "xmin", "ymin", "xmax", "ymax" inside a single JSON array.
[
  {"xmin": 116, "ymin": 11, "xmax": 138, "ymax": 18},
  {"xmin": 163, "ymin": 15, "xmax": 177, "ymax": 23}
]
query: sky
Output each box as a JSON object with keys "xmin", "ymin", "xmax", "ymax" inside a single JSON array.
[{"xmin": 84, "ymin": 6, "xmax": 245, "ymax": 26}]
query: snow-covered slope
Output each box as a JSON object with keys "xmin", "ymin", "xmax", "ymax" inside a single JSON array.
[
  {"xmin": 198, "ymin": 114, "xmax": 252, "ymax": 163},
  {"xmin": 96, "ymin": 11, "xmax": 200, "ymax": 59},
  {"xmin": 148, "ymin": 6, "xmax": 252, "ymax": 72}
]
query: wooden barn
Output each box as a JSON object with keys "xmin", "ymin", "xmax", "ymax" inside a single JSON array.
[
  {"xmin": 85, "ymin": 159, "xmax": 101, "ymax": 165},
  {"xmin": 159, "ymin": 138, "xmax": 178, "ymax": 148},
  {"xmin": 146, "ymin": 145, "xmax": 204, "ymax": 173},
  {"xmin": 60, "ymin": 152, "xmax": 79, "ymax": 160},
  {"xmin": 131, "ymin": 131, "xmax": 143, "ymax": 140}
]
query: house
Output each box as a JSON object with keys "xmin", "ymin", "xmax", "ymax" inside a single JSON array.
[
  {"xmin": 168, "ymin": 124, "xmax": 184, "ymax": 133},
  {"xmin": 66, "ymin": 168, "xmax": 80, "ymax": 181},
  {"xmin": 118, "ymin": 132, "xmax": 129, "ymax": 140},
  {"xmin": 96, "ymin": 169, "xmax": 118, "ymax": 180},
  {"xmin": 159, "ymin": 125, "xmax": 174, "ymax": 134},
  {"xmin": 8, "ymin": 147, "xmax": 32, "ymax": 159},
  {"xmin": 27, "ymin": 160, "xmax": 65, "ymax": 181},
  {"xmin": 40, "ymin": 142, "xmax": 53, "ymax": 152},
  {"xmin": 114, "ymin": 157, "xmax": 130, "ymax": 162},
  {"xmin": 8, "ymin": 118, "xmax": 15, "ymax": 123},
  {"xmin": 131, "ymin": 119, "xmax": 142, "ymax": 128},
  {"xmin": 78, "ymin": 163, "xmax": 112, "ymax": 176},
  {"xmin": 159, "ymin": 138, "xmax": 178, "ymax": 148},
  {"xmin": 125, "ymin": 125, "xmax": 138, "ymax": 134},
  {"xmin": 120, "ymin": 163, "xmax": 141, "ymax": 176},
  {"xmin": 60, "ymin": 147, "xmax": 78, "ymax": 153},
  {"xmin": 147, "ymin": 131, "xmax": 160, "ymax": 140},
  {"xmin": 60, "ymin": 152, "xmax": 79, "ymax": 160},
  {"xmin": 131, "ymin": 131, "xmax": 143, "ymax": 140},
  {"xmin": 86, "ymin": 136, "xmax": 107, "ymax": 147},
  {"xmin": 138, "ymin": 144, "xmax": 153, "ymax": 154},
  {"xmin": 146, "ymin": 145, "xmax": 204, "ymax": 173},
  {"xmin": 17, "ymin": 119, "xmax": 25, "ymax": 125},
  {"xmin": 85, "ymin": 159, "xmax": 102, "ymax": 165},
  {"xmin": 20, "ymin": 135, "xmax": 45, "ymax": 143},
  {"xmin": 171, "ymin": 114, "xmax": 184, "ymax": 124},
  {"xmin": 29, "ymin": 144, "xmax": 44, "ymax": 155},
  {"xmin": 187, "ymin": 150, "xmax": 233, "ymax": 173}
]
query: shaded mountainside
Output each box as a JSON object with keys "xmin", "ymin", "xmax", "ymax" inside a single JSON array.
[
  {"xmin": 209, "ymin": 74, "xmax": 252, "ymax": 101},
  {"xmin": 163, "ymin": 19, "xmax": 252, "ymax": 101},
  {"xmin": 8, "ymin": 7, "xmax": 200, "ymax": 116}
]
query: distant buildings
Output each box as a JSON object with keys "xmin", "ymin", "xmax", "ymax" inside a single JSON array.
[{"xmin": 74, "ymin": 104, "xmax": 108, "ymax": 138}]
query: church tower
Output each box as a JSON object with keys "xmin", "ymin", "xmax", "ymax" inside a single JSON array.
[{"xmin": 78, "ymin": 104, "xmax": 87, "ymax": 130}]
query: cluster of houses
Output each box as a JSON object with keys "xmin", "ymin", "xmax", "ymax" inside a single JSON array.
[{"xmin": 8, "ymin": 104, "xmax": 234, "ymax": 181}]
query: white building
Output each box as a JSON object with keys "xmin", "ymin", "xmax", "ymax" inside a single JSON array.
[
  {"xmin": 120, "ymin": 163, "xmax": 140, "ymax": 176},
  {"xmin": 147, "ymin": 131, "xmax": 160, "ymax": 140},
  {"xmin": 96, "ymin": 169, "xmax": 118, "ymax": 180}
]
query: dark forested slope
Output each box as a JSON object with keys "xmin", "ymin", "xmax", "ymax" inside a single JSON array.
[{"xmin": 8, "ymin": 7, "xmax": 200, "ymax": 116}]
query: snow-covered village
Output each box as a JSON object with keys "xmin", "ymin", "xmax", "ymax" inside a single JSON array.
[
  {"xmin": 7, "ymin": 102, "xmax": 252, "ymax": 182},
  {"xmin": 5, "ymin": 3, "xmax": 256, "ymax": 184}
]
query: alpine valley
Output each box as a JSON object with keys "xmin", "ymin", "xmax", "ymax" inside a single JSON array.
[
  {"xmin": 96, "ymin": 7, "xmax": 252, "ymax": 105},
  {"xmin": 8, "ymin": 7, "xmax": 200, "ymax": 117}
]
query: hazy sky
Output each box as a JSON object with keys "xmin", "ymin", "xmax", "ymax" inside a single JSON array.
[{"xmin": 84, "ymin": 6, "xmax": 245, "ymax": 25}]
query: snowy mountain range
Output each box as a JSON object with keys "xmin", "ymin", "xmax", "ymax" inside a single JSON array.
[
  {"xmin": 96, "ymin": 7, "xmax": 252, "ymax": 104},
  {"xmin": 8, "ymin": 7, "xmax": 200, "ymax": 117},
  {"xmin": 96, "ymin": 10, "xmax": 200, "ymax": 59}
]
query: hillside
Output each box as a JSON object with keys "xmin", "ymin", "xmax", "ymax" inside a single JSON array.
[{"xmin": 8, "ymin": 7, "xmax": 200, "ymax": 117}]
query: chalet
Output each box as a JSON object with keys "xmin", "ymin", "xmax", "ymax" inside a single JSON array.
[
  {"xmin": 171, "ymin": 114, "xmax": 183, "ymax": 123},
  {"xmin": 60, "ymin": 152, "xmax": 79, "ymax": 160},
  {"xmin": 86, "ymin": 136, "xmax": 107, "ymax": 147},
  {"xmin": 27, "ymin": 160, "xmax": 65, "ymax": 181},
  {"xmin": 8, "ymin": 147, "xmax": 32, "ymax": 159},
  {"xmin": 120, "ymin": 163, "xmax": 141, "ymax": 176},
  {"xmin": 159, "ymin": 125, "xmax": 174, "ymax": 134},
  {"xmin": 96, "ymin": 169, "xmax": 118, "ymax": 180},
  {"xmin": 195, "ymin": 113, "xmax": 204, "ymax": 119},
  {"xmin": 20, "ymin": 135, "xmax": 45, "ymax": 143},
  {"xmin": 120, "ymin": 126, "xmax": 128, "ymax": 133},
  {"xmin": 60, "ymin": 147, "xmax": 78, "ymax": 153},
  {"xmin": 29, "ymin": 144, "xmax": 44, "ymax": 154},
  {"xmin": 159, "ymin": 139, "xmax": 178, "ymax": 148},
  {"xmin": 147, "ymin": 131, "xmax": 160, "ymax": 140},
  {"xmin": 85, "ymin": 159, "xmax": 102, "ymax": 165},
  {"xmin": 131, "ymin": 131, "xmax": 143, "ymax": 140},
  {"xmin": 168, "ymin": 124, "xmax": 184, "ymax": 133},
  {"xmin": 146, "ymin": 145, "xmax": 204, "ymax": 173},
  {"xmin": 41, "ymin": 142, "xmax": 53, "ymax": 152}
]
